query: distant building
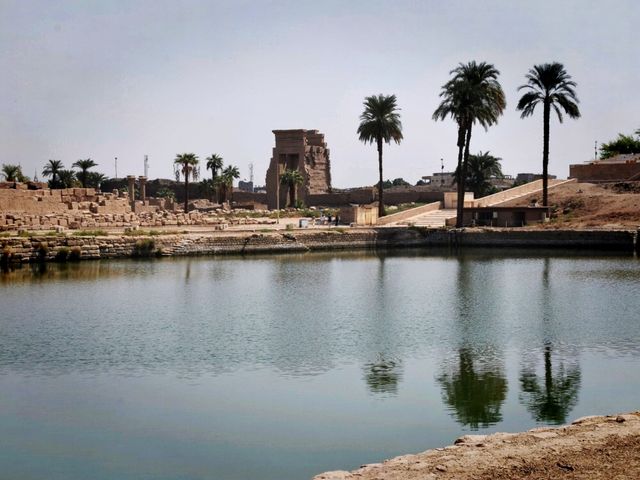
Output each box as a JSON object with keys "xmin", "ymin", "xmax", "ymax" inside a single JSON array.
[
  {"xmin": 421, "ymin": 171, "xmax": 456, "ymax": 187},
  {"xmin": 238, "ymin": 180, "xmax": 254, "ymax": 192},
  {"xmin": 569, "ymin": 154, "xmax": 640, "ymax": 183},
  {"xmin": 516, "ymin": 173, "xmax": 557, "ymax": 184}
]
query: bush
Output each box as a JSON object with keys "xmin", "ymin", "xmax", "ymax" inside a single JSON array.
[
  {"xmin": 37, "ymin": 242, "xmax": 49, "ymax": 262},
  {"xmin": 55, "ymin": 247, "xmax": 70, "ymax": 262},
  {"xmin": 72, "ymin": 230, "xmax": 108, "ymax": 237},
  {"xmin": 133, "ymin": 238, "xmax": 156, "ymax": 257},
  {"xmin": 1, "ymin": 245, "xmax": 12, "ymax": 264},
  {"xmin": 69, "ymin": 246, "xmax": 82, "ymax": 261}
]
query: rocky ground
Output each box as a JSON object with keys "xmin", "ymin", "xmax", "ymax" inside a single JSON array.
[
  {"xmin": 502, "ymin": 181, "xmax": 640, "ymax": 230},
  {"xmin": 313, "ymin": 413, "xmax": 640, "ymax": 480}
]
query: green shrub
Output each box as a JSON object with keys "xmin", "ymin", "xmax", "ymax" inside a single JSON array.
[
  {"xmin": 1, "ymin": 245, "xmax": 12, "ymax": 264},
  {"xmin": 55, "ymin": 247, "xmax": 70, "ymax": 262},
  {"xmin": 285, "ymin": 223, "xmax": 294, "ymax": 231},
  {"xmin": 133, "ymin": 238, "xmax": 156, "ymax": 257},
  {"xmin": 69, "ymin": 246, "xmax": 82, "ymax": 261},
  {"xmin": 37, "ymin": 242, "xmax": 49, "ymax": 261},
  {"xmin": 72, "ymin": 229, "xmax": 108, "ymax": 237}
]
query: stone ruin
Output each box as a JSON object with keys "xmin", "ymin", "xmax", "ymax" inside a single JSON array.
[{"xmin": 265, "ymin": 129, "xmax": 332, "ymax": 209}]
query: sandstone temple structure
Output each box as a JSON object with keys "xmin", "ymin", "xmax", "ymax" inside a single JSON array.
[{"xmin": 265, "ymin": 129, "xmax": 332, "ymax": 209}]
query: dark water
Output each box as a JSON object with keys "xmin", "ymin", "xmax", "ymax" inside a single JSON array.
[{"xmin": 1, "ymin": 250, "xmax": 639, "ymax": 479}]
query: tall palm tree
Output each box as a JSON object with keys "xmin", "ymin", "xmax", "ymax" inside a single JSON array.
[
  {"xmin": 517, "ymin": 63, "xmax": 580, "ymax": 206},
  {"xmin": 72, "ymin": 158, "xmax": 98, "ymax": 188},
  {"xmin": 357, "ymin": 94, "xmax": 403, "ymax": 218},
  {"xmin": 174, "ymin": 153, "xmax": 199, "ymax": 212},
  {"xmin": 279, "ymin": 169, "xmax": 305, "ymax": 207},
  {"xmin": 219, "ymin": 165, "xmax": 240, "ymax": 204},
  {"xmin": 454, "ymin": 151, "xmax": 504, "ymax": 198},
  {"xmin": 1, "ymin": 164, "xmax": 24, "ymax": 182},
  {"xmin": 42, "ymin": 159, "xmax": 64, "ymax": 188},
  {"xmin": 205, "ymin": 153, "xmax": 224, "ymax": 202},
  {"xmin": 433, "ymin": 61, "xmax": 506, "ymax": 227}
]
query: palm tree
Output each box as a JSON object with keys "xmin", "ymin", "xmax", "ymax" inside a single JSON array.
[
  {"xmin": 205, "ymin": 154, "xmax": 224, "ymax": 203},
  {"xmin": 433, "ymin": 61, "xmax": 506, "ymax": 227},
  {"xmin": 1, "ymin": 164, "xmax": 25, "ymax": 182},
  {"xmin": 42, "ymin": 159, "xmax": 64, "ymax": 188},
  {"xmin": 454, "ymin": 151, "xmax": 504, "ymax": 198},
  {"xmin": 357, "ymin": 94, "xmax": 403, "ymax": 218},
  {"xmin": 58, "ymin": 169, "xmax": 78, "ymax": 188},
  {"xmin": 218, "ymin": 165, "xmax": 240, "ymax": 204},
  {"xmin": 174, "ymin": 153, "xmax": 199, "ymax": 212},
  {"xmin": 85, "ymin": 171, "xmax": 107, "ymax": 189},
  {"xmin": 279, "ymin": 169, "xmax": 305, "ymax": 207},
  {"xmin": 72, "ymin": 158, "xmax": 98, "ymax": 188},
  {"xmin": 517, "ymin": 63, "xmax": 580, "ymax": 206}
]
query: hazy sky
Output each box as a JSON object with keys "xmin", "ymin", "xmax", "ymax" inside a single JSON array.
[{"xmin": 1, "ymin": 0, "xmax": 638, "ymax": 187}]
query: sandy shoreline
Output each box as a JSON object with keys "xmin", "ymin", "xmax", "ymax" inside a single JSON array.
[{"xmin": 313, "ymin": 412, "xmax": 640, "ymax": 480}]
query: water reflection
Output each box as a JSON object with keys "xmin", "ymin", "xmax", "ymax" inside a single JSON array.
[
  {"xmin": 519, "ymin": 258, "xmax": 582, "ymax": 424},
  {"xmin": 364, "ymin": 354, "xmax": 403, "ymax": 395},
  {"xmin": 438, "ymin": 347, "xmax": 507, "ymax": 429},
  {"xmin": 520, "ymin": 343, "xmax": 581, "ymax": 424}
]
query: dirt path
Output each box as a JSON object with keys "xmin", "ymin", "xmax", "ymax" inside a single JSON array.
[{"xmin": 313, "ymin": 413, "xmax": 640, "ymax": 480}]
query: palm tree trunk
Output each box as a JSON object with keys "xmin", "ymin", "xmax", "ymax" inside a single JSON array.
[
  {"xmin": 455, "ymin": 125, "xmax": 466, "ymax": 228},
  {"xmin": 377, "ymin": 136, "xmax": 384, "ymax": 218},
  {"xmin": 212, "ymin": 173, "xmax": 217, "ymax": 203},
  {"xmin": 542, "ymin": 100, "xmax": 550, "ymax": 206},
  {"xmin": 184, "ymin": 171, "xmax": 189, "ymax": 213},
  {"xmin": 459, "ymin": 123, "xmax": 473, "ymax": 226},
  {"xmin": 289, "ymin": 182, "xmax": 296, "ymax": 207}
]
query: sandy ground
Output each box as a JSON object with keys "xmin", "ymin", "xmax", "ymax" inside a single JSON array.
[
  {"xmin": 313, "ymin": 412, "xmax": 640, "ymax": 480},
  {"xmin": 502, "ymin": 181, "xmax": 640, "ymax": 230}
]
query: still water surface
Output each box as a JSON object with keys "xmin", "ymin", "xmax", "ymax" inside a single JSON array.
[{"xmin": 1, "ymin": 250, "xmax": 639, "ymax": 479}]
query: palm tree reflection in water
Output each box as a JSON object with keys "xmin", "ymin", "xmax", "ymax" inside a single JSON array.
[
  {"xmin": 437, "ymin": 348, "xmax": 507, "ymax": 430},
  {"xmin": 519, "ymin": 258, "xmax": 581, "ymax": 424}
]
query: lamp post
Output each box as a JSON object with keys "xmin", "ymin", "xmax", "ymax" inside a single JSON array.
[
  {"xmin": 440, "ymin": 158, "xmax": 444, "ymax": 186},
  {"xmin": 115, "ymin": 157, "xmax": 118, "ymax": 179}
]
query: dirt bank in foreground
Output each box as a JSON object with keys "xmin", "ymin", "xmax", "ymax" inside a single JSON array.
[{"xmin": 313, "ymin": 412, "xmax": 640, "ymax": 480}]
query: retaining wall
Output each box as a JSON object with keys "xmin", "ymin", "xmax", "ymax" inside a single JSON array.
[{"xmin": 1, "ymin": 228, "xmax": 637, "ymax": 264}]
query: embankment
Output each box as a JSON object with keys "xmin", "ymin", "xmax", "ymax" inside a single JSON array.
[{"xmin": 0, "ymin": 227, "xmax": 638, "ymax": 263}]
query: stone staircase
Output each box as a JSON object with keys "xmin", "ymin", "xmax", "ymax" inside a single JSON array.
[
  {"xmin": 381, "ymin": 178, "xmax": 577, "ymax": 227},
  {"xmin": 406, "ymin": 209, "xmax": 457, "ymax": 227}
]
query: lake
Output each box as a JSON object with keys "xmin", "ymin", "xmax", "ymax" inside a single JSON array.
[{"xmin": 1, "ymin": 249, "xmax": 639, "ymax": 479}]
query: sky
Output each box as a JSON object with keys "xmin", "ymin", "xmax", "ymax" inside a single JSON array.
[{"xmin": 1, "ymin": 0, "xmax": 638, "ymax": 188}]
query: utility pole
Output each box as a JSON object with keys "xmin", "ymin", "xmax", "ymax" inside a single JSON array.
[
  {"xmin": 441, "ymin": 158, "xmax": 444, "ymax": 186},
  {"xmin": 144, "ymin": 155, "xmax": 149, "ymax": 177},
  {"xmin": 594, "ymin": 141, "xmax": 598, "ymax": 160},
  {"xmin": 115, "ymin": 157, "xmax": 118, "ymax": 178}
]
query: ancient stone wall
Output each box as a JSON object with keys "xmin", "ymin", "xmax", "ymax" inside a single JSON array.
[
  {"xmin": 569, "ymin": 162, "xmax": 640, "ymax": 183},
  {"xmin": 1, "ymin": 228, "xmax": 636, "ymax": 264}
]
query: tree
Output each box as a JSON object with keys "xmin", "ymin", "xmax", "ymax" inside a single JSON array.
[
  {"xmin": 279, "ymin": 169, "xmax": 304, "ymax": 207},
  {"xmin": 205, "ymin": 153, "xmax": 224, "ymax": 202},
  {"xmin": 357, "ymin": 94, "xmax": 403, "ymax": 218},
  {"xmin": 454, "ymin": 151, "xmax": 504, "ymax": 198},
  {"xmin": 42, "ymin": 159, "xmax": 64, "ymax": 188},
  {"xmin": 72, "ymin": 158, "xmax": 98, "ymax": 188},
  {"xmin": 174, "ymin": 153, "xmax": 199, "ymax": 212},
  {"xmin": 85, "ymin": 171, "xmax": 107, "ymax": 189},
  {"xmin": 58, "ymin": 169, "xmax": 79, "ymax": 188},
  {"xmin": 218, "ymin": 164, "xmax": 240, "ymax": 204},
  {"xmin": 433, "ymin": 61, "xmax": 506, "ymax": 227},
  {"xmin": 599, "ymin": 133, "xmax": 640, "ymax": 159},
  {"xmin": 517, "ymin": 63, "xmax": 580, "ymax": 206},
  {"xmin": 1, "ymin": 164, "xmax": 27, "ymax": 182}
]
